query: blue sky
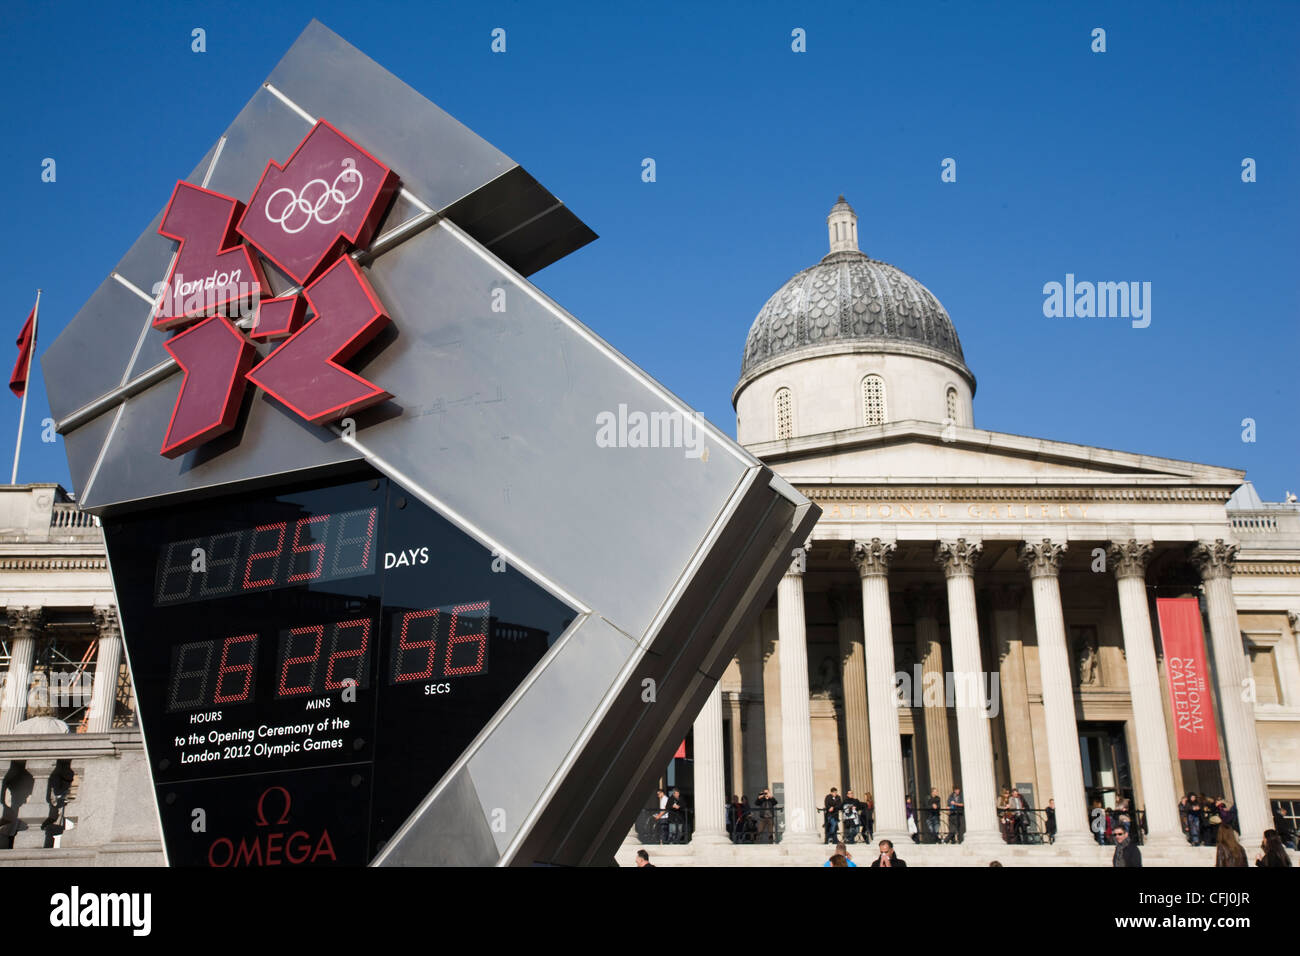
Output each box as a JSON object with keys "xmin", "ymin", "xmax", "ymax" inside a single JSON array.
[{"xmin": 3, "ymin": 0, "xmax": 1297, "ymax": 497}]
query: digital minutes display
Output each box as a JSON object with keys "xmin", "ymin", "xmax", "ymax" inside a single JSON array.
[{"xmin": 105, "ymin": 472, "xmax": 575, "ymax": 866}]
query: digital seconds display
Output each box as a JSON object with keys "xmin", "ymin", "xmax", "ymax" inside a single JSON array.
[
  {"xmin": 154, "ymin": 506, "xmax": 378, "ymax": 605},
  {"xmin": 104, "ymin": 471, "xmax": 575, "ymax": 865}
]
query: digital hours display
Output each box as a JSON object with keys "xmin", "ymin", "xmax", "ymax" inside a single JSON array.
[{"xmin": 104, "ymin": 471, "xmax": 576, "ymax": 866}]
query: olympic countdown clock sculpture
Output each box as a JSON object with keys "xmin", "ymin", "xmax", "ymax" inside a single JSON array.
[{"xmin": 43, "ymin": 21, "xmax": 817, "ymax": 866}]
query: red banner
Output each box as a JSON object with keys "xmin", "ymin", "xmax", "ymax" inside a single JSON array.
[{"xmin": 1156, "ymin": 598, "xmax": 1221, "ymax": 761}]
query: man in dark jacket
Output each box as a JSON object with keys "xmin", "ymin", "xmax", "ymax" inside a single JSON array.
[
  {"xmin": 755, "ymin": 788, "xmax": 778, "ymax": 844},
  {"xmin": 823, "ymin": 788, "xmax": 843, "ymax": 844},
  {"xmin": 1112, "ymin": 823, "xmax": 1142, "ymax": 867},
  {"xmin": 870, "ymin": 839, "xmax": 907, "ymax": 868}
]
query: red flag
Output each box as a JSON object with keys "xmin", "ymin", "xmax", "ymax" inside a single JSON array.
[
  {"xmin": 673, "ymin": 739, "xmax": 686, "ymax": 759},
  {"xmin": 1156, "ymin": 598, "xmax": 1221, "ymax": 760},
  {"xmin": 10, "ymin": 307, "xmax": 35, "ymax": 397}
]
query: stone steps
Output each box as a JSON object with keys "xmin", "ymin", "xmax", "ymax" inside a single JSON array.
[{"xmin": 617, "ymin": 838, "xmax": 1285, "ymax": 867}]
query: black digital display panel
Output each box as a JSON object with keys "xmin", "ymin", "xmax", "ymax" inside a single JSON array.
[{"xmin": 105, "ymin": 471, "xmax": 576, "ymax": 866}]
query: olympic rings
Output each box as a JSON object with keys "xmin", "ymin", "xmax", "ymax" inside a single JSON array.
[{"xmin": 263, "ymin": 163, "xmax": 365, "ymax": 235}]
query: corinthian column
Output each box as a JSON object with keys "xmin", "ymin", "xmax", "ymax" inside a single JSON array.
[
  {"xmin": 777, "ymin": 550, "xmax": 818, "ymax": 842},
  {"xmin": 1190, "ymin": 540, "xmax": 1271, "ymax": 843},
  {"xmin": 910, "ymin": 587, "xmax": 953, "ymax": 802},
  {"xmin": 1, "ymin": 607, "xmax": 42, "ymax": 733},
  {"xmin": 935, "ymin": 539, "xmax": 999, "ymax": 843},
  {"xmin": 990, "ymin": 587, "xmax": 1036, "ymax": 799},
  {"xmin": 1108, "ymin": 541, "xmax": 1181, "ymax": 843},
  {"xmin": 853, "ymin": 538, "xmax": 906, "ymax": 840},
  {"xmin": 88, "ymin": 606, "xmax": 124, "ymax": 733},
  {"xmin": 829, "ymin": 584, "xmax": 871, "ymax": 796},
  {"xmin": 1019, "ymin": 539, "xmax": 1089, "ymax": 846},
  {"xmin": 691, "ymin": 682, "xmax": 728, "ymax": 843}
]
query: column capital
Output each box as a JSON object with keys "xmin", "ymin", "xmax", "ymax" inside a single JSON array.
[
  {"xmin": 1108, "ymin": 539, "xmax": 1153, "ymax": 581},
  {"xmin": 904, "ymin": 585, "xmax": 943, "ymax": 620},
  {"xmin": 5, "ymin": 606, "xmax": 43, "ymax": 639},
  {"xmin": 935, "ymin": 538, "xmax": 982, "ymax": 578},
  {"xmin": 1018, "ymin": 538, "xmax": 1067, "ymax": 579},
  {"xmin": 1190, "ymin": 538, "xmax": 1238, "ymax": 581},
  {"xmin": 1289, "ymin": 610, "xmax": 1299, "ymax": 633},
  {"xmin": 988, "ymin": 584, "xmax": 1023, "ymax": 613},
  {"xmin": 92, "ymin": 606, "xmax": 121, "ymax": 640},
  {"xmin": 852, "ymin": 538, "xmax": 895, "ymax": 578}
]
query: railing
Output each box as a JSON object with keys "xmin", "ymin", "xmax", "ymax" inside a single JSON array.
[
  {"xmin": 632, "ymin": 805, "xmax": 790, "ymax": 845},
  {"xmin": 1229, "ymin": 513, "xmax": 1280, "ymax": 533},
  {"xmin": 628, "ymin": 803, "xmax": 1157, "ymax": 848},
  {"xmin": 49, "ymin": 505, "xmax": 100, "ymax": 530},
  {"xmin": 728, "ymin": 804, "xmax": 785, "ymax": 844},
  {"xmin": 633, "ymin": 807, "xmax": 696, "ymax": 845}
]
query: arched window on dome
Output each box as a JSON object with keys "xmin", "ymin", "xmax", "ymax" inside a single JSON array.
[
  {"xmin": 775, "ymin": 387, "xmax": 793, "ymax": 440},
  {"xmin": 946, "ymin": 387, "xmax": 960, "ymax": 426},
  {"xmin": 862, "ymin": 375, "xmax": 886, "ymax": 426}
]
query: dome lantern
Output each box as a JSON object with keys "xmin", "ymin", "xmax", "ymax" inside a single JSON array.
[{"xmin": 826, "ymin": 195, "xmax": 859, "ymax": 254}]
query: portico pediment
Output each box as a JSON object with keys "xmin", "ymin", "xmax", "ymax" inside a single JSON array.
[{"xmin": 745, "ymin": 420, "xmax": 1245, "ymax": 490}]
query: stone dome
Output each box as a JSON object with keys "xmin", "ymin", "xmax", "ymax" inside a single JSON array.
[{"xmin": 739, "ymin": 197, "xmax": 971, "ymax": 386}]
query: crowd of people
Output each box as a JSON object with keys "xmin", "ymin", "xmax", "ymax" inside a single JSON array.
[
  {"xmin": 723, "ymin": 789, "xmax": 782, "ymax": 843},
  {"xmin": 1177, "ymin": 793, "xmax": 1238, "ymax": 847},
  {"xmin": 647, "ymin": 782, "xmax": 1299, "ymax": 860}
]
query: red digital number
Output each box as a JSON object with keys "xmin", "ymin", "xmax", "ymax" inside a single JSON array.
[
  {"xmin": 287, "ymin": 515, "xmax": 329, "ymax": 583},
  {"xmin": 324, "ymin": 618, "xmax": 370, "ymax": 690},
  {"xmin": 392, "ymin": 608, "xmax": 439, "ymax": 682},
  {"xmin": 213, "ymin": 633, "xmax": 258, "ymax": 703},
  {"xmin": 242, "ymin": 521, "xmax": 287, "ymax": 589},
  {"xmin": 278, "ymin": 625, "xmax": 323, "ymax": 697},
  {"xmin": 444, "ymin": 602, "xmax": 488, "ymax": 676}
]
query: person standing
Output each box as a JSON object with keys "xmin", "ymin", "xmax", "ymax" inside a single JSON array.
[
  {"xmin": 1045, "ymin": 798, "xmax": 1057, "ymax": 845},
  {"xmin": 823, "ymin": 788, "xmax": 842, "ymax": 844},
  {"xmin": 1214, "ymin": 825, "xmax": 1248, "ymax": 866},
  {"xmin": 947, "ymin": 786, "xmax": 964, "ymax": 844},
  {"xmin": 1186, "ymin": 793, "xmax": 1202, "ymax": 846},
  {"xmin": 842, "ymin": 790, "xmax": 861, "ymax": 845},
  {"xmin": 635, "ymin": 849, "xmax": 655, "ymax": 868},
  {"xmin": 870, "ymin": 839, "xmax": 907, "ymax": 868},
  {"xmin": 1255, "ymin": 829, "xmax": 1294, "ymax": 867},
  {"xmin": 667, "ymin": 788, "xmax": 685, "ymax": 844},
  {"xmin": 861, "ymin": 792, "xmax": 875, "ymax": 844},
  {"xmin": 1009, "ymin": 787, "xmax": 1028, "ymax": 844},
  {"xmin": 926, "ymin": 787, "xmax": 942, "ymax": 844},
  {"xmin": 998, "ymin": 789, "xmax": 1013, "ymax": 843},
  {"xmin": 755, "ymin": 787, "xmax": 777, "ymax": 844},
  {"xmin": 652, "ymin": 789, "xmax": 670, "ymax": 844},
  {"xmin": 1112, "ymin": 822, "xmax": 1141, "ymax": 867}
]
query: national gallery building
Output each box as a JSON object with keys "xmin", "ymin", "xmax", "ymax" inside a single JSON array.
[
  {"xmin": 648, "ymin": 198, "xmax": 1300, "ymax": 863},
  {"xmin": 2, "ymin": 198, "xmax": 1297, "ymax": 867}
]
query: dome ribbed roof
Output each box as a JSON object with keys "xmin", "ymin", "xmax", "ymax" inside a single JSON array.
[{"xmin": 739, "ymin": 199, "xmax": 968, "ymax": 380}]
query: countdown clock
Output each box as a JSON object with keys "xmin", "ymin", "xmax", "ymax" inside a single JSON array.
[
  {"xmin": 44, "ymin": 22, "xmax": 817, "ymax": 866},
  {"xmin": 106, "ymin": 471, "xmax": 575, "ymax": 864}
]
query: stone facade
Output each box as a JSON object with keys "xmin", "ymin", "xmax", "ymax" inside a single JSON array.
[
  {"xmin": 661, "ymin": 200, "xmax": 1300, "ymax": 866},
  {"xmin": 0, "ymin": 484, "xmax": 163, "ymax": 865}
]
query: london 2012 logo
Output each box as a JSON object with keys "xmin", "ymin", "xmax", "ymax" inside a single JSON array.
[{"xmin": 152, "ymin": 120, "xmax": 399, "ymax": 458}]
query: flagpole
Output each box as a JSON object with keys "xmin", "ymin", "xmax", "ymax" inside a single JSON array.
[{"xmin": 11, "ymin": 289, "xmax": 40, "ymax": 485}]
